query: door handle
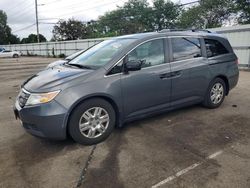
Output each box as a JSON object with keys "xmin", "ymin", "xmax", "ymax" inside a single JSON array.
[
  {"xmin": 159, "ymin": 71, "xmax": 181, "ymax": 79},
  {"xmin": 171, "ymin": 71, "xmax": 181, "ymax": 77},
  {"xmin": 159, "ymin": 72, "xmax": 172, "ymax": 79}
]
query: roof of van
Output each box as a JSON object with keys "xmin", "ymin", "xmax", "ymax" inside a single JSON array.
[{"xmin": 115, "ymin": 30, "xmax": 224, "ymax": 40}]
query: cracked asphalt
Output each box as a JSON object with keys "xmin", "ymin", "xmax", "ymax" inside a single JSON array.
[{"xmin": 0, "ymin": 57, "xmax": 250, "ymax": 188}]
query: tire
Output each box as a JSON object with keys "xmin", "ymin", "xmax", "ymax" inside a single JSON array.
[
  {"xmin": 203, "ymin": 78, "xmax": 226, "ymax": 109},
  {"xmin": 68, "ymin": 98, "xmax": 116, "ymax": 145},
  {"xmin": 13, "ymin": 54, "xmax": 19, "ymax": 58}
]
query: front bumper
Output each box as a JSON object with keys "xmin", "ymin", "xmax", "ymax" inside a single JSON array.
[{"xmin": 14, "ymin": 100, "xmax": 68, "ymax": 140}]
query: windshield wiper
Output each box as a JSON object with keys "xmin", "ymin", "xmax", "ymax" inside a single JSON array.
[{"xmin": 66, "ymin": 63, "xmax": 92, "ymax": 69}]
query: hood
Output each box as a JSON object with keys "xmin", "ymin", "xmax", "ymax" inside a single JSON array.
[
  {"xmin": 23, "ymin": 65, "xmax": 93, "ymax": 92},
  {"xmin": 46, "ymin": 59, "xmax": 68, "ymax": 69}
]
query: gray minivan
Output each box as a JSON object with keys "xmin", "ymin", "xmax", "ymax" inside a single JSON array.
[{"xmin": 14, "ymin": 30, "xmax": 239, "ymax": 145}]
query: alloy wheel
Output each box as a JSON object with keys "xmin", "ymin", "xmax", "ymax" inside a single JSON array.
[
  {"xmin": 210, "ymin": 83, "xmax": 224, "ymax": 104},
  {"xmin": 79, "ymin": 107, "xmax": 109, "ymax": 138}
]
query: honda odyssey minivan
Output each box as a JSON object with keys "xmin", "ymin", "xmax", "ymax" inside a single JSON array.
[{"xmin": 14, "ymin": 30, "xmax": 239, "ymax": 145}]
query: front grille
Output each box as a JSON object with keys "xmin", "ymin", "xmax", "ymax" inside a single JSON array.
[{"xmin": 18, "ymin": 89, "xmax": 30, "ymax": 108}]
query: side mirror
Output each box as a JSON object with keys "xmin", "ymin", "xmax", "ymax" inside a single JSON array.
[{"xmin": 124, "ymin": 60, "xmax": 143, "ymax": 72}]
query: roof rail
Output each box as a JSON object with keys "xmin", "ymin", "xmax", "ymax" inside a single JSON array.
[{"xmin": 158, "ymin": 29, "xmax": 213, "ymax": 33}]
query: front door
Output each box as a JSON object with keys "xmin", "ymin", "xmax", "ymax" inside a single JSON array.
[{"xmin": 121, "ymin": 38, "xmax": 171, "ymax": 119}]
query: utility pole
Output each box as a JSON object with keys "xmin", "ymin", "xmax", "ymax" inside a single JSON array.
[{"xmin": 35, "ymin": 0, "xmax": 40, "ymax": 43}]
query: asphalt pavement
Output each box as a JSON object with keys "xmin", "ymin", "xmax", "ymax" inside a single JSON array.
[{"xmin": 0, "ymin": 57, "xmax": 250, "ymax": 188}]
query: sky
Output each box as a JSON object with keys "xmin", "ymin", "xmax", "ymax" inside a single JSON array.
[{"xmin": 0, "ymin": 0, "xmax": 192, "ymax": 40}]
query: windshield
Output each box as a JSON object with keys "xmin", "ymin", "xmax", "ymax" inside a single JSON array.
[
  {"xmin": 65, "ymin": 50, "xmax": 84, "ymax": 60},
  {"xmin": 67, "ymin": 39, "xmax": 136, "ymax": 69}
]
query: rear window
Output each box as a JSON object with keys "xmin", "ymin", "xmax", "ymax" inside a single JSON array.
[
  {"xmin": 171, "ymin": 37, "xmax": 202, "ymax": 61},
  {"xmin": 205, "ymin": 39, "xmax": 229, "ymax": 58}
]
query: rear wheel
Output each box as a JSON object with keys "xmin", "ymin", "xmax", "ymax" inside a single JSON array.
[
  {"xmin": 68, "ymin": 98, "xmax": 116, "ymax": 145},
  {"xmin": 203, "ymin": 78, "xmax": 226, "ymax": 109},
  {"xmin": 13, "ymin": 54, "xmax": 19, "ymax": 58}
]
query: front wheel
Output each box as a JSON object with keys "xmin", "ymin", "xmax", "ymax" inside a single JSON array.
[
  {"xmin": 68, "ymin": 98, "xmax": 116, "ymax": 145},
  {"xmin": 203, "ymin": 78, "xmax": 226, "ymax": 109}
]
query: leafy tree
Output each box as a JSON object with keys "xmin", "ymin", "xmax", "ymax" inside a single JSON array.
[
  {"xmin": 96, "ymin": 0, "xmax": 181, "ymax": 35},
  {"xmin": 121, "ymin": 0, "xmax": 152, "ymax": 33},
  {"xmin": 85, "ymin": 20, "xmax": 101, "ymax": 38},
  {"xmin": 52, "ymin": 19, "xmax": 89, "ymax": 41},
  {"xmin": 178, "ymin": 6, "xmax": 204, "ymax": 28},
  {"xmin": 98, "ymin": 0, "xmax": 151, "ymax": 35},
  {"xmin": 0, "ymin": 10, "xmax": 10, "ymax": 44},
  {"xmin": 235, "ymin": 0, "xmax": 250, "ymax": 24},
  {"xmin": 9, "ymin": 34, "xmax": 20, "ymax": 44},
  {"xmin": 49, "ymin": 0, "xmax": 249, "ymax": 40},
  {"xmin": 97, "ymin": 9, "xmax": 125, "ymax": 35},
  {"xmin": 152, "ymin": 0, "xmax": 182, "ymax": 30},
  {"xmin": 178, "ymin": 0, "xmax": 235, "ymax": 29},
  {"xmin": 21, "ymin": 34, "xmax": 46, "ymax": 43}
]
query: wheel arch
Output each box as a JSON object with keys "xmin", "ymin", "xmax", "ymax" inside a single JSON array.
[
  {"xmin": 65, "ymin": 94, "xmax": 121, "ymax": 138},
  {"xmin": 13, "ymin": 53, "xmax": 18, "ymax": 57},
  {"xmin": 215, "ymin": 75, "xmax": 229, "ymax": 95}
]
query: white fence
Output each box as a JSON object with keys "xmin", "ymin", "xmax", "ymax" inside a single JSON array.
[
  {"xmin": 1, "ymin": 24, "xmax": 250, "ymax": 67},
  {"xmin": 0, "ymin": 38, "xmax": 105, "ymax": 57},
  {"xmin": 211, "ymin": 24, "xmax": 250, "ymax": 68}
]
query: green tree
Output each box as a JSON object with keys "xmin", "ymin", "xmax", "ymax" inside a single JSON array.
[
  {"xmin": 9, "ymin": 34, "xmax": 20, "ymax": 44},
  {"xmin": 97, "ymin": 9, "xmax": 125, "ymax": 35},
  {"xmin": 96, "ymin": 0, "xmax": 181, "ymax": 36},
  {"xmin": 97, "ymin": 0, "xmax": 152, "ymax": 35},
  {"xmin": 178, "ymin": 6, "xmax": 204, "ymax": 28},
  {"xmin": 178, "ymin": 0, "xmax": 235, "ymax": 29},
  {"xmin": 152, "ymin": 0, "xmax": 182, "ymax": 30},
  {"xmin": 21, "ymin": 34, "xmax": 46, "ymax": 43},
  {"xmin": 0, "ymin": 10, "xmax": 10, "ymax": 44},
  {"xmin": 121, "ymin": 0, "xmax": 152, "ymax": 33},
  {"xmin": 0, "ymin": 10, "xmax": 20, "ymax": 44},
  {"xmin": 235, "ymin": 0, "xmax": 250, "ymax": 24},
  {"xmin": 52, "ymin": 19, "xmax": 89, "ymax": 41},
  {"xmin": 85, "ymin": 20, "xmax": 101, "ymax": 38},
  {"xmin": 51, "ymin": 0, "xmax": 247, "ymax": 40}
]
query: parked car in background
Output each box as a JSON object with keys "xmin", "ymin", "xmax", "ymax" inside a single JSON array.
[
  {"xmin": 46, "ymin": 50, "xmax": 85, "ymax": 68},
  {"xmin": 0, "ymin": 50, "xmax": 21, "ymax": 58},
  {"xmin": 14, "ymin": 30, "xmax": 239, "ymax": 145}
]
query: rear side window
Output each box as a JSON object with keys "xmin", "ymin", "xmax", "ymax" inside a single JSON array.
[
  {"xmin": 171, "ymin": 37, "xmax": 202, "ymax": 61},
  {"xmin": 205, "ymin": 39, "xmax": 229, "ymax": 58}
]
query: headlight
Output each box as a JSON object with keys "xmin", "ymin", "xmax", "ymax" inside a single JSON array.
[{"xmin": 26, "ymin": 90, "xmax": 60, "ymax": 106}]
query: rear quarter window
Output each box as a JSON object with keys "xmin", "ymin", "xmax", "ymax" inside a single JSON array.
[{"xmin": 205, "ymin": 39, "xmax": 229, "ymax": 58}]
